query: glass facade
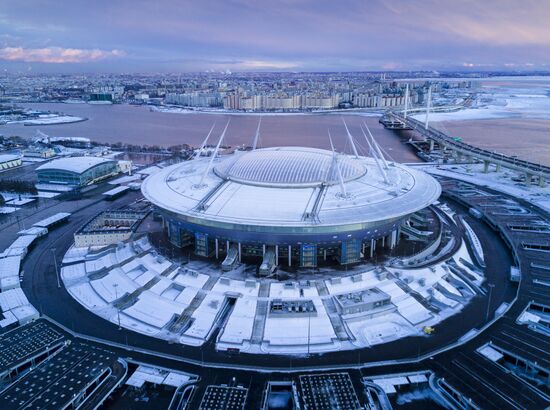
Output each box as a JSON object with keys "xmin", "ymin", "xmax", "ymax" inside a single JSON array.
[
  {"xmin": 168, "ymin": 222, "xmax": 182, "ymax": 247},
  {"xmin": 195, "ymin": 232, "xmax": 209, "ymax": 257},
  {"xmin": 340, "ymin": 239, "xmax": 362, "ymax": 264},
  {"xmin": 300, "ymin": 244, "xmax": 317, "ymax": 268}
]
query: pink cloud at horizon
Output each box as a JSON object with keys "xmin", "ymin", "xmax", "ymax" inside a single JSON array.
[{"xmin": 0, "ymin": 46, "xmax": 126, "ymax": 63}]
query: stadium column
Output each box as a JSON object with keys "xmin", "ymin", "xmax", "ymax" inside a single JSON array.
[
  {"xmin": 262, "ymin": 244, "xmax": 266, "ymax": 256},
  {"xmin": 275, "ymin": 245, "xmax": 279, "ymax": 265},
  {"xmin": 215, "ymin": 238, "xmax": 219, "ymax": 259},
  {"xmin": 390, "ymin": 230, "xmax": 397, "ymax": 249},
  {"xmin": 226, "ymin": 240, "xmax": 229, "ymax": 253},
  {"xmin": 238, "ymin": 243, "xmax": 242, "ymax": 262},
  {"xmin": 288, "ymin": 245, "xmax": 292, "ymax": 266},
  {"xmin": 370, "ymin": 239, "xmax": 375, "ymax": 258}
]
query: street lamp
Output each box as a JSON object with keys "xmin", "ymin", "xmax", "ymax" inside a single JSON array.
[
  {"xmin": 51, "ymin": 248, "xmax": 60, "ymax": 288},
  {"xmin": 485, "ymin": 283, "xmax": 495, "ymax": 322},
  {"xmin": 113, "ymin": 283, "xmax": 121, "ymax": 330}
]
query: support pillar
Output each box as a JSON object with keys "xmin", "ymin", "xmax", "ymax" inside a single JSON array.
[
  {"xmin": 390, "ymin": 230, "xmax": 397, "ymax": 249},
  {"xmin": 496, "ymin": 163, "xmax": 501, "ymax": 172},
  {"xmin": 262, "ymin": 244, "xmax": 266, "ymax": 256},
  {"xmin": 323, "ymin": 249, "xmax": 327, "ymax": 261},
  {"xmin": 275, "ymin": 245, "xmax": 279, "ymax": 265},
  {"xmin": 483, "ymin": 160, "xmax": 490, "ymax": 173},
  {"xmin": 288, "ymin": 245, "xmax": 292, "ymax": 267},
  {"xmin": 215, "ymin": 238, "xmax": 219, "ymax": 259},
  {"xmin": 397, "ymin": 225, "xmax": 401, "ymax": 244},
  {"xmin": 370, "ymin": 239, "xmax": 375, "ymax": 258},
  {"xmin": 539, "ymin": 176, "xmax": 545, "ymax": 187},
  {"xmin": 429, "ymin": 139, "xmax": 435, "ymax": 152},
  {"xmin": 226, "ymin": 240, "xmax": 229, "ymax": 253},
  {"xmin": 381, "ymin": 236, "xmax": 385, "ymax": 248},
  {"xmin": 238, "ymin": 242, "xmax": 242, "ymax": 262},
  {"xmin": 526, "ymin": 173, "xmax": 533, "ymax": 186}
]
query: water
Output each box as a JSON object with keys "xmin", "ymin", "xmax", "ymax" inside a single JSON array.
[
  {"xmin": 430, "ymin": 77, "xmax": 550, "ymax": 165},
  {"xmin": 2, "ymin": 75, "xmax": 549, "ymax": 165},
  {"xmin": 0, "ymin": 103, "xmax": 420, "ymax": 163}
]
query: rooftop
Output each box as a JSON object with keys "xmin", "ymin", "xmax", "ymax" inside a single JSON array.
[
  {"xmin": 36, "ymin": 156, "xmax": 114, "ymax": 174},
  {"xmin": 0, "ymin": 154, "xmax": 21, "ymax": 163},
  {"xmin": 142, "ymin": 147, "xmax": 441, "ymax": 229},
  {"xmin": 214, "ymin": 147, "xmax": 366, "ymax": 187}
]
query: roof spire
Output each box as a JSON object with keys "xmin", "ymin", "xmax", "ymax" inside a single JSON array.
[
  {"xmin": 362, "ymin": 121, "xmax": 388, "ymax": 169},
  {"xmin": 360, "ymin": 123, "xmax": 390, "ymax": 185},
  {"xmin": 342, "ymin": 117, "xmax": 359, "ymax": 158},
  {"xmin": 195, "ymin": 122, "xmax": 216, "ymax": 159},
  {"xmin": 327, "ymin": 130, "xmax": 347, "ymax": 198},
  {"xmin": 196, "ymin": 120, "xmax": 230, "ymax": 189},
  {"xmin": 252, "ymin": 116, "xmax": 262, "ymax": 150}
]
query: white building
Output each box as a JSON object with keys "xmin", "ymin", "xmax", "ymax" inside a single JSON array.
[{"xmin": 0, "ymin": 154, "xmax": 22, "ymax": 170}]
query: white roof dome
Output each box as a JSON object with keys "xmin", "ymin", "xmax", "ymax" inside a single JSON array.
[{"xmin": 214, "ymin": 147, "xmax": 366, "ymax": 187}]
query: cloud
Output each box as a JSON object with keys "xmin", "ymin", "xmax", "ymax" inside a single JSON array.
[
  {"xmin": 219, "ymin": 59, "xmax": 301, "ymax": 70},
  {"xmin": 0, "ymin": 46, "xmax": 125, "ymax": 63}
]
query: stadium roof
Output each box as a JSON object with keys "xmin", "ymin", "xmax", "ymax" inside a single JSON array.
[
  {"xmin": 36, "ymin": 156, "xmax": 114, "ymax": 174},
  {"xmin": 214, "ymin": 147, "xmax": 366, "ymax": 187},
  {"xmin": 143, "ymin": 147, "xmax": 441, "ymax": 229}
]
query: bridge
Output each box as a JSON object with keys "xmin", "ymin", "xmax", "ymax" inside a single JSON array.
[{"xmin": 383, "ymin": 111, "xmax": 550, "ymax": 186}]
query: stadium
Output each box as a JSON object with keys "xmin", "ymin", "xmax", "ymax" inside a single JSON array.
[{"xmin": 142, "ymin": 145, "xmax": 441, "ymax": 269}]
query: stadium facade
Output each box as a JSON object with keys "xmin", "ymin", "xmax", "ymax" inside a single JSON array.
[{"xmin": 142, "ymin": 146, "xmax": 441, "ymax": 267}]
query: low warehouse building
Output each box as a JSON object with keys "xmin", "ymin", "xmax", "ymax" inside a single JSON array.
[
  {"xmin": 74, "ymin": 210, "xmax": 148, "ymax": 247},
  {"xmin": 36, "ymin": 156, "xmax": 118, "ymax": 188},
  {"xmin": 0, "ymin": 154, "xmax": 22, "ymax": 170}
]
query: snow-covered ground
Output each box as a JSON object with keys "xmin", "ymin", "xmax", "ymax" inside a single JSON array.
[
  {"xmin": 62, "ymin": 227, "xmax": 481, "ymax": 355},
  {"xmin": 18, "ymin": 114, "xmax": 86, "ymax": 125},
  {"xmin": 412, "ymin": 82, "xmax": 550, "ymax": 122},
  {"xmin": 421, "ymin": 163, "xmax": 550, "ymax": 213}
]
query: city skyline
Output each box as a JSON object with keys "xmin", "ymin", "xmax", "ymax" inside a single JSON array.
[{"xmin": 0, "ymin": 0, "xmax": 549, "ymax": 73}]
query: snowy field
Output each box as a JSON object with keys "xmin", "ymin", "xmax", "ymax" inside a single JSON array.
[{"xmin": 413, "ymin": 80, "xmax": 550, "ymax": 122}]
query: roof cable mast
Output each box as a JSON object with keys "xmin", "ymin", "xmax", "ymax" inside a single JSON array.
[
  {"xmin": 341, "ymin": 118, "xmax": 359, "ymax": 158},
  {"xmin": 252, "ymin": 116, "xmax": 262, "ymax": 150},
  {"xmin": 360, "ymin": 123, "xmax": 390, "ymax": 185},
  {"xmin": 327, "ymin": 130, "xmax": 347, "ymax": 198},
  {"xmin": 195, "ymin": 122, "xmax": 216, "ymax": 159},
  {"xmin": 196, "ymin": 120, "xmax": 230, "ymax": 188},
  {"xmin": 404, "ymin": 83, "xmax": 409, "ymax": 119},
  {"xmin": 363, "ymin": 121, "xmax": 389, "ymax": 169}
]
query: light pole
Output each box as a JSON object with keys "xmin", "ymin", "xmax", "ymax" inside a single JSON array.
[
  {"xmin": 485, "ymin": 283, "xmax": 495, "ymax": 322},
  {"xmin": 51, "ymin": 248, "xmax": 60, "ymax": 288},
  {"xmin": 113, "ymin": 283, "xmax": 121, "ymax": 330},
  {"xmin": 307, "ymin": 308, "xmax": 311, "ymax": 357}
]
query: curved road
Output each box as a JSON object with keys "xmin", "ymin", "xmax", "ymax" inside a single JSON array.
[{"xmin": 20, "ymin": 190, "xmax": 516, "ymax": 371}]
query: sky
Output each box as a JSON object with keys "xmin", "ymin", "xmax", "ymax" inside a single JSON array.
[{"xmin": 0, "ymin": 0, "xmax": 549, "ymax": 73}]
